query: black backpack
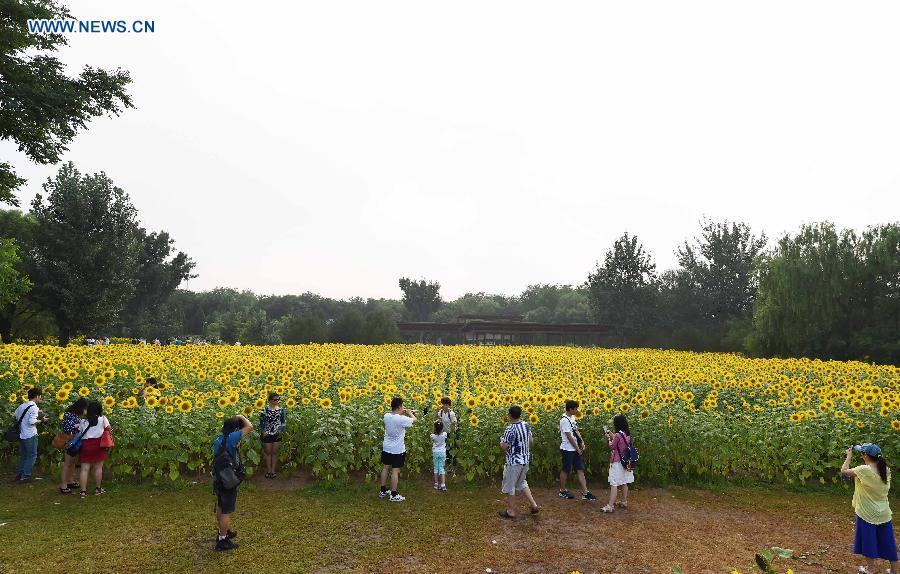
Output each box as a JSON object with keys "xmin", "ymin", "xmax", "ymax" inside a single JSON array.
[{"xmin": 212, "ymin": 435, "xmax": 244, "ymax": 490}]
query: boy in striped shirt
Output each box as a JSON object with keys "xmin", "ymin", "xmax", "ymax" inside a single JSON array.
[{"xmin": 498, "ymin": 405, "xmax": 540, "ymax": 519}]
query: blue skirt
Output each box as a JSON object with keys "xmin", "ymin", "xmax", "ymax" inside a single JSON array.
[{"xmin": 854, "ymin": 515, "xmax": 899, "ymax": 561}]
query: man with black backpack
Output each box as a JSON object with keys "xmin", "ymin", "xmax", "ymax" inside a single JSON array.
[
  {"xmin": 212, "ymin": 415, "xmax": 252, "ymax": 551},
  {"xmin": 10, "ymin": 387, "xmax": 49, "ymax": 483}
]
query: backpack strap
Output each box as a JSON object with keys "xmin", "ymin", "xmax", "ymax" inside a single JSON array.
[
  {"xmin": 615, "ymin": 431, "xmax": 631, "ymax": 460},
  {"xmin": 16, "ymin": 404, "xmax": 34, "ymax": 427}
]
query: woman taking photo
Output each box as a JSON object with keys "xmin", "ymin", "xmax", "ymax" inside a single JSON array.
[
  {"xmin": 841, "ymin": 443, "xmax": 898, "ymax": 574},
  {"xmin": 77, "ymin": 401, "xmax": 112, "ymax": 498},
  {"xmin": 259, "ymin": 393, "xmax": 286, "ymax": 479},
  {"xmin": 59, "ymin": 398, "xmax": 88, "ymax": 494},
  {"xmin": 601, "ymin": 413, "xmax": 634, "ymax": 513}
]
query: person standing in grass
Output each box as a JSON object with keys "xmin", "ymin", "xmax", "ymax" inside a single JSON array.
[
  {"xmin": 602, "ymin": 413, "xmax": 635, "ymax": 513},
  {"xmin": 58, "ymin": 397, "xmax": 88, "ymax": 494},
  {"xmin": 260, "ymin": 393, "xmax": 286, "ymax": 479},
  {"xmin": 841, "ymin": 443, "xmax": 898, "ymax": 574},
  {"xmin": 498, "ymin": 405, "xmax": 539, "ymax": 519},
  {"xmin": 558, "ymin": 400, "xmax": 597, "ymax": 501},
  {"xmin": 213, "ymin": 415, "xmax": 252, "ymax": 551},
  {"xmin": 77, "ymin": 400, "xmax": 111, "ymax": 498},
  {"xmin": 13, "ymin": 387, "xmax": 49, "ymax": 483},
  {"xmin": 379, "ymin": 397, "xmax": 416, "ymax": 502},
  {"xmin": 431, "ymin": 421, "xmax": 448, "ymax": 491}
]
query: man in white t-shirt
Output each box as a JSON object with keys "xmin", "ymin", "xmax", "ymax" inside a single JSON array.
[
  {"xmin": 13, "ymin": 387, "xmax": 49, "ymax": 482},
  {"xmin": 558, "ymin": 400, "xmax": 597, "ymax": 501},
  {"xmin": 379, "ymin": 397, "xmax": 417, "ymax": 502},
  {"xmin": 435, "ymin": 397, "xmax": 458, "ymax": 467}
]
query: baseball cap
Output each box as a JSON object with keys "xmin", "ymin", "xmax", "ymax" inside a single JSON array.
[{"xmin": 854, "ymin": 443, "xmax": 883, "ymax": 457}]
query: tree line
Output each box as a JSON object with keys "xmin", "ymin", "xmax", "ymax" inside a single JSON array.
[{"xmin": 0, "ymin": 164, "xmax": 898, "ymax": 364}]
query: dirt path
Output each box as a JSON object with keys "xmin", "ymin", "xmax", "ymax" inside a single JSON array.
[{"xmin": 375, "ymin": 485, "xmax": 859, "ymax": 574}]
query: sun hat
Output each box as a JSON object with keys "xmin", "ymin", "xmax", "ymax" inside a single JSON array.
[{"xmin": 854, "ymin": 443, "xmax": 883, "ymax": 457}]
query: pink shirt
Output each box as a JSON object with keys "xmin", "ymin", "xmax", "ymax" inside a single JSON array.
[{"xmin": 609, "ymin": 432, "xmax": 630, "ymax": 463}]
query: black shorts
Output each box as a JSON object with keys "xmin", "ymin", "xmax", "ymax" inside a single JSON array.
[
  {"xmin": 261, "ymin": 434, "xmax": 282, "ymax": 444},
  {"xmin": 215, "ymin": 486, "xmax": 238, "ymax": 514},
  {"xmin": 381, "ymin": 451, "xmax": 406, "ymax": 469},
  {"xmin": 561, "ymin": 449, "xmax": 584, "ymax": 473}
]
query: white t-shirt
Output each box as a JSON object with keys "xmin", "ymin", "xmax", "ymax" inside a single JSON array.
[
  {"xmin": 431, "ymin": 432, "xmax": 447, "ymax": 454},
  {"xmin": 559, "ymin": 414, "xmax": 579, "ymax": 451},
  {"xmin": 79, "ymin": 416, "xmax": 110, "ymax": 439},
  {"xmin": 436, "ymin": 409, "xmax": 458, "ymax": 431},
  {"xmin": 383, "ymin": 412, "xmax": 414, "ymax": 454}
]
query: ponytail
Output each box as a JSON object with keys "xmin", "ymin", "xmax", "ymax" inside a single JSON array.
[{"xmin": 877, "ymin": 456, "xmax": 889, "ymax": 483}]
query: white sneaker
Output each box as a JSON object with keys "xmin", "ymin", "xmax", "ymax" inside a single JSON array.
[{"xmin": 390, "ymin": 493, "xmax": 406, "ymax": 502}]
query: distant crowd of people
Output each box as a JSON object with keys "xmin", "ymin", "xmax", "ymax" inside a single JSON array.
[{"xmin": 7, "ymin": 389, "xmax": 899, "ymax": 571}]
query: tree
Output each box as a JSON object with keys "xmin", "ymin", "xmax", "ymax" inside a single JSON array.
[
  {"xmin": 0, "ymin": 0, "xmax": 133, "ymax": 205},
  {"xmin": 676, "ymin": 219, "xmax": 767, "ymax": 322},
  {"xmin": 29, "ymin": 163, "xmax": 141, "ymax": 346},
  {"xmin": 751, "ymin": 222, "xmax": 900, "ymax": 363},
  {"xmin": 329, "ymin": 309, "xmax": 365, "ymax": 344},
  {"xmin": 0, "ymin": 238, "xmax": 30, "ymax": 311},
  {"xmin": 119, "ymin": 230, "xmax": 195, "ymax": 337},
  {"xmin": 280, "ymin": 313, "xmax": 328, "ymax": 344},
  {"xmin": 363, "ymin": 309, "xmax": 400, "ymax": 344},
  {"xmin": 0, "ymin": 209, "xmax": 39, "ymax": 342},
  {"xmin": 586, "ymin": 232, "xmax": 658, "ymax": 346},
  {"xmin": 398, "ymin": 277, "xmax": 442, "ymax": 321}
]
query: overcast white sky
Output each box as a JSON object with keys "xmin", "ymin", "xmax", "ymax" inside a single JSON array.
[{"xmin": 4, "ymin": 1, "xmax": 900, "ymax": 300}]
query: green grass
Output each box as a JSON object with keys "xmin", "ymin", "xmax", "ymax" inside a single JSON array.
[{"xmin": 0, "ymin": 478, "xmax": 504, "ymax": 574}]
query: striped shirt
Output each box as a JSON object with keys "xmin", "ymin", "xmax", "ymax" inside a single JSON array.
[{"xmin": 501, "ymin": 421, "xmax": 532, "ymax": 465}]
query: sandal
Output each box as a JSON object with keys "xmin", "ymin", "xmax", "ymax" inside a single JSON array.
[
  {"xmin": 94, "ymin": 487, "xmax": 106, "ymax": 495},
  {"xmin": 601, "ymin": 505, "xmax": 615, "ymax": 513},
  {"xmin": 498, "ymin": 510, "xmax": 515, "ymax": 519},
  {"xmin": 80, "ymin": 490, "xmax": 87, "ymax": 499},
  {"xmin": 530, "ymin": 506, "xmax": 540, "ymax": 515},
  {"xmin": 67, "ymin": 482, "xmax": 80, "ymax": 489},
  {"xmin": 59, "ymin": 487, "xmax": 71, "ymax": 495},
  {"xmin": 615, "ymin": 501, "xmax": 628, "ymax": 509}
]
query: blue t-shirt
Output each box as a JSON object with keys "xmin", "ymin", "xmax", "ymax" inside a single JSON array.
[{"xmin": 212, "ymin": 430, "xmax": 244, "ymax": 460}]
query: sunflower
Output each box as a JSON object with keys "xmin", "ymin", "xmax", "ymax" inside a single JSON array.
[
  {"xmin": 165, "ymin": 405, "xmax": 174, "ymax": 414},
  {"xmin": 78, "ymin": 386, "xmax": 90, "ymax": 397},
  {"xmin": 469, "ymin": 415, "xmax": 479, "ymax": 427},
  {"xmin": 178, "ymin": 400, "xmax": 192, "ymax": 413},
  {"xmin": 103, "ymin": 395, "xmax": 116, "ymax": 408}
]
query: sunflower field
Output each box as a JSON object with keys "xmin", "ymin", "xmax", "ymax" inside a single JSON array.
[{"xmin": 1, "ymin": 343, "xmax": 898, "ymax": 486}]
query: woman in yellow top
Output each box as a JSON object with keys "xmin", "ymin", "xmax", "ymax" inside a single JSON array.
[{"xmin": 841, "ymin": 443, "xmax": 898, "ymax": 574}]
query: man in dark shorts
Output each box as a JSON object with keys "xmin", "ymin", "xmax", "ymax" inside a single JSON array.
[
  {"xmin": 558, "ymin": 400, "xmax": 597, "ymax": 501},
  {"xmin": 212, "ymin": 415, "xmax": 252, "ymax": 551},
  {"xmin": 379, "ymin": 397, "xmax": 416, "ymax": 502}
]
